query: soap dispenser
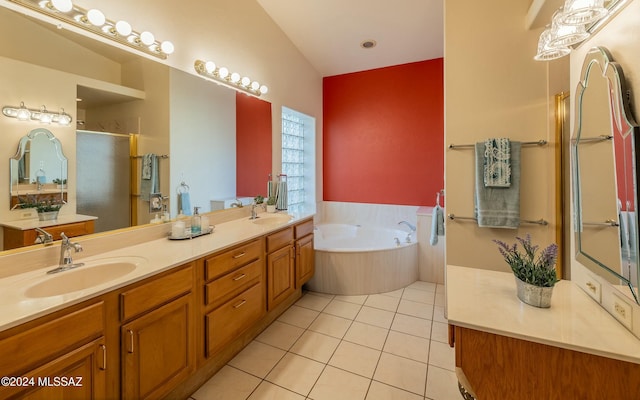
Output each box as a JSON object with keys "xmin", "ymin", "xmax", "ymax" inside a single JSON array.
[{"xmin": 191, "ymin": 207, "xmax": 202, "ymax": 234}]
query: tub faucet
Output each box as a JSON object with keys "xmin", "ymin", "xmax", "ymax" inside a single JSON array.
[
  {"xmin": 48, "ymin": 233, "xmax": 84, "ymax": 274},
  {"xmin": 230, "ymin": 199, "xmax": 243, "ymax": 208},
  {"xmin": 398, "ymin": 221, "xmax": 416, "ymax": 232}
]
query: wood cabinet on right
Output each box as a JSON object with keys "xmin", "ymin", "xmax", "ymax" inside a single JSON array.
[
  {"xmin": 294, "ymin": 219, "xmax": 314, "ymax": 288},
  {"xmin": 266, "ymin": 228, "xmax": 295, "ymax": 311}
]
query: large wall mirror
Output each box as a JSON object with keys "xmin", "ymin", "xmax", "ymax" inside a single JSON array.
[
  {"xmin": 572, "ymin": 46, "xmax": 639, "ymax": 304},
  {"xmin": 0, "ymin": 5, "xmax": 272, "ymax": 251}
]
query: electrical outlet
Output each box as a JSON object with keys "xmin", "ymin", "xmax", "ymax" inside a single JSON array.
[{"xmin": 611, "ymin": 293, "xmax": 632, "ymax": 330}]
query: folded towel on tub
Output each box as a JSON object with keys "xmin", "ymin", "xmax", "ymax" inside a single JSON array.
[{"xmin": 475, "ymin": 141, "xmax": 521, "ymax": 228}]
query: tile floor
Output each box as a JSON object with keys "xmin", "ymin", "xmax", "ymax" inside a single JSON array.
[{"xmin": 190, "ymin": 281, "xmax": 459, "ymax": 400}]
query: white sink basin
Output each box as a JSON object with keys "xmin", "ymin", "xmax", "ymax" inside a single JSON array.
[
  {"xmin": 24, "ymin": 256, "xmax": 147, "ymax": 298},
  {"xmin": 251, "ymin": 214, "xmax": 293, "ymax": 226}
]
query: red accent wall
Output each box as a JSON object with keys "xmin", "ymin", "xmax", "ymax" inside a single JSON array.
[
  {"xmin": 236, "ymin": 92, "xmax": 272, "ymax": 197},
  {"xmin": 323, "ymin": 59, "xmax": 444, "ymax": 206}
]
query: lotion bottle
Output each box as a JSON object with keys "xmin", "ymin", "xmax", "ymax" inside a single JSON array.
[{"xmin": 191, "ymin": 207, "xmax": 202, "ymax": 234}]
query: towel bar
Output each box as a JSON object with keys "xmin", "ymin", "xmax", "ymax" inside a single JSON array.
[
  {"xmin": 582, "ymin": 219, "xmax": 619, "ymax": 227},
  {"xmin": 448, "ymin": 140, "xmax": 547, "ymax": 149},
  {"xmin": 447, "ymin": 213, "xmax": 548, "ymax": 226},
  {"xmin": 570, "ymin": 135, "xmax": 612, "ymax": 143},
  {"xmin": 132, "ymin": 154, "xmax": 169, "ymax": 158}
]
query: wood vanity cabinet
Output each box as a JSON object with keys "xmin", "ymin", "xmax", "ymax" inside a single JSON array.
[
  {"xmin": 3, "ymin": 220, "xmax": 94, "ymax": 250},
  {"xmin": 0, "ymin": 301, "xmax": 106, "ymax": 400},
  {"xmin": 120, "ymin": 263, "xmax": 195, "ymax": 400},
  {"xmin": 203, "ymin": 239, "xmax": 266, "ymax": 358},
  {"xmin": 294, "ymin": 219, "xmax": 314, "ymax": 288},
  {"xmin": 266, "ymin": 227, "xmax": 295, "ymax": 311}
]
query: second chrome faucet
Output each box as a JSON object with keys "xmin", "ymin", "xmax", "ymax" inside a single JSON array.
[{"xmin": 47, "ymin": 233, "xmax": 84, "ymax": 274}]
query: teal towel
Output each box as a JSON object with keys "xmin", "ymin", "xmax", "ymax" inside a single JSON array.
[
  {"xmin": 475, "ymin": 142, "xmax": 521, "ymax": 228},
  {"xmin": 430, "ymin": 205, "xmax": 445, "ymax": 246},
  {"xmin": 180, "ymin": 192, "xmax": 192, "ymax": 216}
]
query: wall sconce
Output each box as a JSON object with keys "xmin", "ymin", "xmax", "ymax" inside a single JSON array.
[
  {"xmin": 534, "ymin": 0, "xmax": 611, "ymax": 61},
  {"xmin": 7, "ymin": 0, "xmax": 175, "ymax": 59},
  {"xmin": 194, "ymin": 60, "xmax": 269, "ymax": 97},
  {"xmin": 3, "ymin": 102, "xmax": 73, "ymax": 126}
]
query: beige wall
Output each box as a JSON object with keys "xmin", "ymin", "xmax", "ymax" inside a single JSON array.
[{"xmin": 444, "ymin": 0, "xmax": 565, "ymax": 270}]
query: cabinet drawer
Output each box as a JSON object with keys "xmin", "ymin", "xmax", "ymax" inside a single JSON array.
[
  {"xmin": 295, "ymin": 219, "xmax": 314, "ymax": 239},
  {"xmin": 120, "ymin": 264, "xmax": 193, "ymax": 321},
  {"xmin": 0, "ymin": 301, "xmax": 104, "ymax": 376},
  {"xmin": 205, "ymin": 259, "xmax": 263, "ymax": 308},
  {"xmin": 205, "ymin": 282, "xmax": 265, "ymax": 357},
  {"xmin": 266, "ymin": 227, "xmax": 293, "ymax": 253},
  {"xmin": 205, "ymin": 239, "xmax": 262, "ymax": 281}
]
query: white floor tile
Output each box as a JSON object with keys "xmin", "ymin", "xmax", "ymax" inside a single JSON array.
[
  {"xmin": 428, "ymin": 340, "xmax": 455, "ymax": 371},
  {"xmin": 309, "ymin": 365, "xmax": 371, "ymax": 400},
  {"xmin": 290, "ymin": 330, "xmax": 340, "ymax": 363},
  {"xmin": 343, "ymin": 321, "xmax": 389, "ymax": 350},
  {"xmin": 365, "ymin": 294, "xmax": 401, "ymax": 312},
  {"xmin": 425, "ymin": 365, "xmax": 460, "ymax": 400},
  {"xmin": 323, "ymin": 299, "xmax": 362, "ymax": 320},
  {"xmin": 329, "ymin": 341, "xmax": 381, "ymax": 378},
  {"xmin": 383, "ymin": 330, "xmax": 430, "ymax": 363},
  {"xmin": 255, "ymin": 320, "xmax": 305, "ymax": 351},
  {"xmin": 295, "ymin": 293, "xmax": 332, "ymax": 311},
  {"xmin": 248, "ymin": 381, "xmax": 305, "ymax": 399},
  {"xmin": 333, "ymin": 294, "xmax": 369, "ymax": 304},
  {"xmin": 407, "ymin": 281, "xmax": 437, "ymax": 293},
  {"xmin": 391, "ymin": 313, "xmax": 432, "ymax": 339},
  {"xmin": 308, "ymin": 313, "xmax": 352, "ymax": 338},
  {"xmin": 277, "ymin": 305, "xmax": 320, "ymax": 329},
  {"xmin": 192, "ymin": 366, "xmax": 261, "ymax": 400},
  {"xmin": 373, "ymin": 353, "xmax": 427, "ymax": 396},
  {"xmin": 434, "ymin": 292, "xmax": 445, "ymax": 307},
  {"xmin": 355, "ymin": 306, "xmax": 395, "ymax": 329},
  {"xmin": 379, "ymin": 288, "xmax": 404, "ymax": 298},
  {"xmin": 430, "ymin": 321, "xmax": 449, "ymax": 344},
  {"xmin": 402, "ymin": 288, "xmax": 436, "ymax": 304},
  {"xmin": 432, "ymin": 306, "xmax": 447, "ymax": 324},
  {"xmin": 305, "ymin": 291, "xmax": 335, "ymax": 299},
  {"xmin": 366, "ymin": 381, "xmax": 423, "ymax": 400},
  {"xmin": 397, "ymin": 299, "xmax": 434, "ymax": 320},
  {"xmin": 228, "ymin": 341, "xmax": 286, "ymax": 378},
  {"xmin": 265, "ymin": 353, "xmax": 325, "ymax": 396}
]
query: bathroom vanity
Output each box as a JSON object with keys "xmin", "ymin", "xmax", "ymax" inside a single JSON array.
[
  {"xmin": 1, "ymin": 214, "xmax": 96, "ymax": 250},
  {"xmin": 446, "ymin": 265, "xmax": 640, "ymax": 400},
  {"xmin": 0, "ymin": 212, "xmax": 314, "ymax": 399}
]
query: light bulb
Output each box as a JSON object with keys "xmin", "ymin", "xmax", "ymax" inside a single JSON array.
[
  {"xmin": 259, "ymin": 85, "xmax": 269, "ymax": 95},
  {"xmin": 218, "ymin": 67, "xmax": 229, "ymax": 79},
  {"xmin": 51, "ymin": 0, "xmax": 72, "ymax": 13},
  {"xmin": 205, "ymin": 61, "xmax": 216, "ymax": 73},
  {"xmin": 140, "ymin": 31, "xmax": 155, "ymax": 46},
  {"xmin": 160, "ymin": 41, "xmax": 174, "ymax": 54},
  {"xmin": 230, "ymin": 72, "xmax": 241, "ymax": 83},
  {"xmin": 57, "ymin": 109, "xmax": 71, "ymax": 126},
  {"xmin": 251, "ymin": 81, "xmax": 260, "ymax": 91},
  {"xmin": 241, "ymin": 76, "xmax": 251, "ymax": 86},
  {"xmin": 115, "ymin": 20, "xmax": 132, "ymax": 36},
  {"xmin": 39, "ymin": 107, "xmax": 52, "ymax": 124},
  {"xmin": 86, "ymin": 9, "xmax": 105, "ymax": 26},
  {"xmin": 16, "ymin": 102, "xmax": 31, "ymax": 121}
]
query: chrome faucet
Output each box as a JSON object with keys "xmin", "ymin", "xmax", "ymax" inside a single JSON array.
[
  {"xmin": 398, "ymin": 221, "xmax": 416, "ymax": 243},
  {"xmin": 47, "ymin": 233, "xmax": 84, "ymax": 274},
  {"xmin": 249, "ymin": 201, "xmax": 259, "ymax": 220},
  {"xmin": 230, "ymin": 199, "xmax": 244, "ymax": 208},
  {"xmin": 34, "ymin": 227, "xmax": 54, "ymax": 245}
]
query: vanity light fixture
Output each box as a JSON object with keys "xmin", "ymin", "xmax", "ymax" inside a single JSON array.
[
  {"xmin": 533, "ymin": 0, "xmax": 612, "ymax": 61},
  {"xmin": 194, "ymin": 59, "xmax": 269, "ymax": 97},
  {"xmin": 7, "ymin": 0, "xmax": 175, "ymax": 60},
  {"xmin": 2, "ymin": 103, "xmax": 73, "ymax": 126}
]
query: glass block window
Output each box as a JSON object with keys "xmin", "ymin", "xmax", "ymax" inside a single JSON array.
[{"xmin": 282, "ymin": 111, "xmax": 305, "ymax": 209}]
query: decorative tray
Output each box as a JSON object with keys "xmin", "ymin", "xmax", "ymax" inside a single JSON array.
[{"xmin": 168, "ymin": 226, "xmax": 214, "ymax": 240}]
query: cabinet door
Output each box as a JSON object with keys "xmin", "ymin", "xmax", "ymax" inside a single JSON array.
[
  {"xmin": 122, "ymin": 294, "xmax": 194, "ymax": 400},
  {"xmin": 1, "ymin": 337, "xmax": 107, "ymax": 400},
  {"xmin": 296, "ymin": 234, "xmax": 315, "ymax": 288},
  {"xmin": 267, "ymin": 244, "xmax": 295, "ymax": 310}
]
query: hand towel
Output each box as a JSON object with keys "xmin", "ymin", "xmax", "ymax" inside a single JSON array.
[
  {"xmin": 180, "ymin": 192, "xmax": 192, "ymax": 216},
  {"xmin": 484, "ymin": 138, "xmax": 511, "ymax": 187},
  {"xmin": 430, "ymin": 205, "xmax": 445, "ymax": 246},
  {"xmin": 475, "ymin": 141, "xmax": 521, "ymax": 228},
  {"xmin": 140, "ymin": 153, "xmax": 158, "ymax": 201},
  {"xmin": 276, "ymin": 181, "xmax": 288, "ymax": 210},
  {"xmin": 142, "ymin": 153, "xmax": 152, "ymax": 180}
]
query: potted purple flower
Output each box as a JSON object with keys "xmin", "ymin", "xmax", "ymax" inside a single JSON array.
[{"xmin": 494, "ymin": 234, "xmax": 559, "ymax": 308}]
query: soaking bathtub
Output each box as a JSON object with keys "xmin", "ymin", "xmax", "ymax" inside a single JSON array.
[{"xmin": 306, "ymin": 223, "xmax": 418, "ymax": 295}]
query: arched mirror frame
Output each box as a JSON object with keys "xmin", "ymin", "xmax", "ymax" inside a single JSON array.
[
  {"xmin": 572, "ymin": 46, "xmax": 640, "ymax": 304},
  {"xmin": 9, "ymin": 128, "xmax": 68, "ymax": 209}
]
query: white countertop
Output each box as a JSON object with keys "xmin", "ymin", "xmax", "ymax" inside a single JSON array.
[
  {"xmin": 446, "ymin": 264, "xmax": 640, "ymax": 364},
  {"xmin": 0, "ymin": 214, "xmax": 97, "ymax": 230},
  {"xmin": 0, "ymin": 212, "xmax": 312, "ymax": 332}
]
